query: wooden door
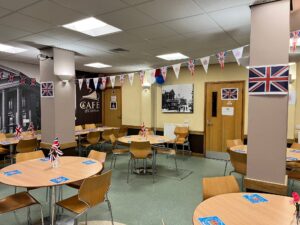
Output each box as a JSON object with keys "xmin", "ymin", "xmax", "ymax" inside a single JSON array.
[
  {"xmin": 205, "ymin": 81, "xmax": 244, "ymax": 152},
  {"xmin": 104, "ymin": 88, "xmax": 122, "ymax": 127}
]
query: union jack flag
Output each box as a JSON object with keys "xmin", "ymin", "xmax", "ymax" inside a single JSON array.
[
  {"xmin": 249, "ymin": 65, "xmax": 289, "ymax": 95},
  {"xmin": 27, "ymin": 122, "xmax": 35, "ymax": 136},
  {"xmin": 8, "ymin": 74, "xmax": 14, "ymax": 83},
  {"xmin": 49, "ymin": 137, "xmax": 63, "ymax": 162},
  {"xmin": 41, "ymin": 82, "xmax": 54, "ymax": 97},
  {"xmin": 188, "ymin": 60, "xmax": 195, "ymax": 76},
  {"xmin": 216, "ymin": 51, "xmax": 227, "ymax": 69},
  {"xmin": 221, "ymin": 88, "xmax": 238, "ymax": 100},
  {"xmin": 290, "ymin": 30, "xmax": 300, "ymax": 52},
  {"xmin": 19, "ymin": 76, "xmax": 26, "ymax": 85},
  {"xmin": 140, "ymin": 122, "xmax": 146, "ymax": 137},
  {"xmin": 15, "ymin": 125, "xmax": 22, "ymax": 138},
  {"xmin": 30, "ymin": 78, "xmax": 36, "ymax": 86}
]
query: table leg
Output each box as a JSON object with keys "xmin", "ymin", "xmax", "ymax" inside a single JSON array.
[
  {"xmin": 9, "ymin": 145, "xmax": 13, "ymax": 164},
  {"xmin": 50, "ymin": 186, "xmax": 56, "ymax": 225}
]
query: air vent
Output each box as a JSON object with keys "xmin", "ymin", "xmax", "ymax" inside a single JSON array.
[{"xmin": 109, "ymin": 48, "xmax": 129, "ymax": 53}]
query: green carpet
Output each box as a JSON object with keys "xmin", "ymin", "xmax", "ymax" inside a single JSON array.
[{"xmin": 0, "ymin": 153, "xmax": 255, "ymax": 225}]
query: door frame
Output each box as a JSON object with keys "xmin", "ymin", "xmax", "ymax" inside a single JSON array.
[
  {"xmin": 103, "ymin": 86, "xmax": 122, "ymax": 126},
  {"xmin": 204, "ymin": 80, "xmax": 245, "ymax": 156}
]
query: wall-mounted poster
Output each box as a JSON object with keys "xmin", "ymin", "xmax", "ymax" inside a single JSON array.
[
  {"xmin": 110, "ymin": 95, "xmax": 117, "ymax": 110},
  {"xmin": 221, "ymin": 88, "xmax": 238, "ymax": 100},
  {"xmin": 162, "ymin": 84, "xmax": 194, "ymax": 113},
  {"xmin": 41, "ymin": 81, "xmax": 54, "ymax": 97}
]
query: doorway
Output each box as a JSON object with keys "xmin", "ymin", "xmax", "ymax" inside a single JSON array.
[
  {"xmin": 104, "ymin": 88, "xmax": 122, "ymax": 127},
  {"xmin": 205, "ymin": 81, "xmax": 244, "ymax": 153}
]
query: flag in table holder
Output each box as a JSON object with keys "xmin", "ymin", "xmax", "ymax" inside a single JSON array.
[{"xmin": 198, "ymin": 216, "xmax": 225, "ymax": 225}]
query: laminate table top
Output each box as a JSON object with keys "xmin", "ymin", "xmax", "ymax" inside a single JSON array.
[
  {"xmin": 118, "ymin": 135, "xmax": 170, "ymax": 145},
  {"xmin": 0, "ymin": 156, "xmax": 102, "ymax": 188},
  {"xmin": 75, "ymin": 126, "xmax": 118, "ymax": 136},
  {"xmin": 230, "ymin": 145, "xmax": 300, "ymax": 162},
  {"xmin": 193, "ymin": 193, "xmax": 296, "ymax": 225}
]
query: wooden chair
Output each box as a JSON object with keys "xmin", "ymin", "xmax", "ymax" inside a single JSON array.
[
  {"xmin": 127, "ymin": 141, "xmax": 154, "ymax": 183},
  {"xmin": 0, "ymin": 191, "xmax": 44, "ymax": 225},
  {"xmin": 16, "ymin": 138, "xmax": 38, "ymax": 153},
  {"xmin": 102, "ymin": 129, "xmax": 114, "ymax": 142},
  {"xmin": 224, "ymin": 139, "xmax": 243, "ymax": 175},
  {"xmin": 228, "ymin": 150, "xmax": 247, "ymax": 189},
  {"xmin": 0, "ymin": 133, "xmax": 9, "ymax": 157},
  {"xmin": 75, "ymin": 125, "xmax": 83, "ymax": 132},
  {"xmin": 56, "ymin": 170, "xmax": 113, "ymax": 225},
  {"xmin": 287, "ymin": 143, "xmax": 300, "ymax": 170},
  {"xmin": 16, "ymin": 150, "xmax": 45, "ymax": 163},
  {"xmin": 154, "ymin": 146, "xmax": 178, "ymax": 173},
  {"xmin": 67, "ymin": 150, "xmax": 107, "ymax": 190},
  {"xmin": 118, "ymin": 127, "xmax": 128, "ymax": 138},
  {"xmin": 286, "ymin": 143, "xmax": 300, "ymax": 192},
  {"xmin": 202, "ymin": 176, "xmax": 240, "ymax": 201},
  {"xmin": 171, "ymin": 126, "xmax": 191, "ymax": 155},
  {"xmin": 81, "ymin": 131, "xmax": 101, "ymax": 155},
  {"xmin": 84, "ymin": 123, "xmax": 96, "ymax": 130},
  {"xmin": 110, "ymin": 134, "xmax": 129, "ymax": 169}
]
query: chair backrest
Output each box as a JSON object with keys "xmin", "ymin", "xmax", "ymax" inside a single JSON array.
[
  {"xmin": 85, "ymin": 124, "xmax": 96, "ymax": 129},
  {"xmin": 174, "ymin": 126, "xmax": 189, "ymax": 144},
  {"xmin": 16, "ymin": 150, "xmax": 45, "ymax": 163},
  {"xmin": 79, "ymin": 170, "xmax": 112, "ymax": 208},
  {"xmin": 102, "ymin": 129, "xmax": 114, "ymax": 141},
  {"xmin": 229, "ymin": 150, "xmax": 247, "ymax": 175},
  {"xmin": 87, "ymin": 131, "xmax": 100, "ymax": 144},
  {"xmin": 75, "ymin": 125, "xmax": 83, "ymax": 131},
  {"xmin": 118, "ymin": 127, "xmax": 128, "ymax": 138},
  {"xmin": 16, "ymin": 138, "xmax": 38, "ymax": 153},
  {"xmin": 226, "ymin": 139, "xmax": 243, "ymax": 150},
  {"xmin": 109, "ymin": 134, "xmax": 117, "ymax": 147},
  {"xmin": 88, "ymin": 150, "xmax": 106, "ymax": 164},
  {"xmin": 291, "ymin": 142, "xmax": 300, "ymax": 149},
  {"xmin": 0, "ymin": 133, "xmax": 6, "ymax": 141},
  {"xmin": 130, "ymin": 141, "xmax": 152, "ymax": 158},
  {"xmin": 22, "ymin": 131, "xmax": 34, "ymax": 138},
  {"xmin": 202, "ymin": 175, "xmax": 240, "ymax": 200}
]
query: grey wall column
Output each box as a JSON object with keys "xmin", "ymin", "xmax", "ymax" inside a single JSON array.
[
  {"xmin": 16, "ymin": 87, "xmax": 20, "ymax": 125},
  {"xmin": 2, "ymin": 90, "xmax": 5, "ymax": 132}
]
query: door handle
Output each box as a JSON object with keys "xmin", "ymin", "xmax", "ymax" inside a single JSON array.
[{"xmin": 207, "ymin": 120, "xmax": 213, "ymax": 126}]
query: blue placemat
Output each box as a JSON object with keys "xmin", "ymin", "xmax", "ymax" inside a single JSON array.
[
  {"xmin": 291, "ymin": 149, "xmax": 300, "ymax": 153},
  {"xmin": 39, "ymin": 157, "xmax": 49, "ymax": 162},
  {"xmin": 4, "ymin": 170, "xmax": 21, "ymax": 176},
  {"xmin": 243, "ymin": 194, "xmax": 268, "ymax": 204},
  {"xmin": 50, "ymin": 176, "xmax": 69, "ymax": 184},
  {"xmin": 198, "ymin": 216, "xmax": 225, "ymax": 225},
  {"xmin": 82, "ymin": 160, "xmax": 96, "ymax": 165},
  {"xmin": 287, "ymin": 157, "xmax": 298, "ymax": 161}
]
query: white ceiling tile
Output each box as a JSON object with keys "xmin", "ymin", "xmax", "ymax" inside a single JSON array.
[
  {"xmin": 127, "ymin": 24, "xmax": 178, "ymax": 40},
  {"xmin": 0, "ymin": 0, "xmax": 40, "ymax": 10},
  {"xmin": 137, "ymin": 0, "xmax": 204, "ymax": 22},
  {"xmin": 98, "ymin": 32, "xmax": 144, "ymax": 47},
  {"xmin": 163, "ymin": 14, "xmax": 221, "ymax": 35},
  {"xmin": 0, "ymin": 25, "xmax": 30, "ymax": 42},
  {"xmin": 209, "ymin": 5, "xmax": 250, "ymax": 45},
  {"xmin": 97, "ymin": 7, "xmax": 157, "ymax": 30},
  {"xmin": 53, "ymin": 0, "xmax": 128, "ymax": 16},
  {"xmin": 121, "ymin": 0, "xmax": 153, "ymax": 5},
  {"xmin": 0, "ymin": 13, "xmax": 53, "ymax": 33},
  {"xmin": 0, "ymin": 7, "xmax": 11, "ymax": 17},
  {"xmin": 75, "ymin": 38, "xmax": 120, "ymax": 52},
  {"xmin": 18, "ymin": 34, "xmax": 63, "ymax": 48},
  {"xmin": 39, "ymin": 27, "xmax": 88, "ymax": 42},
  {"xmin": 19, "ymin": 0, "xmax": 86, "ymax": 25},
  {"xmin": 194, "ymin": 0, "xmax": 251, "ymax": 12}
]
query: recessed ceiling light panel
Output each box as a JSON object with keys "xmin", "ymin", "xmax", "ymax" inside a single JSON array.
[
  {"xmin": 63, "ymin": 17, "xmax": 122, "ymax": 37},
  {"xmin": 84, "ymin": 62, "xmax": 112, "ymax": 68},
  {"xmin": 0, "ymin": 44, "xmax": 26, "ymax": 54},
  {"xmin": 156, "ymin": 52, "xmax": 189, "ymax": 61}
]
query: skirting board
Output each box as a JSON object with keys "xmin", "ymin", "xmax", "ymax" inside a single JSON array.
[{"xmin": 244, "ymin": 176, "xmax": 288, "ymax": 195}]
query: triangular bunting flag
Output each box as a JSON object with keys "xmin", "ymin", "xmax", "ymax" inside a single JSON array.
[
  {"xmin": 8, "ymin": 73, "xmax": 14, "ymax": 83},
  {"xmin": 149, "ymin": 69, "xmax": 156, "ymax": 84},
  {"xmin": 200, "ymin": 56, "xmax": 210, "ymax": 74},
  {"xmin": 290, "ymin": 30, "xmax": 300, "ymax": 52},
  {"xmin": 30, "ymin": 78, "xmax": 36, "ymax": 86},
  {"xmin": 93, "ymin": 77, "xmax": 99, "ymax": 89},
  {"xmin": 119, "ymin": 74, "xmax": 125, "ymax": 86},
  {"xmin": 78, "ymin": 79, "xmax": 84, "ymax": 90},
  {"xmin": 101, "ymin": 77, "xmax": 107, "ymax": 89},
  {"xmin": 172, "ymin": 63, "xmax": 181, "ymax": 79},
  {"xmin": 161, "ymin": 66, "xmax": 167, "ymax": 81},
  {"xmin": 139, "ymin": 71, "xmax": 145, "ymax": 85},
  {"xmin": 216, "ymin": 51, "xmax": 227, "ymax": 69},
  {"xmin": 188, "ymin": 59, "xmax": 195, "ymax": 76},
  {"xmin": 128, "ymin": 73, "xmax": 134, "ymax": 86},
  {"xmin": 232, "ymin": 47, "xmax": 244, "ymax": 66},
  {"xmin": 110, "ymin": 76, "xmax": 116, "ymax": 88}
]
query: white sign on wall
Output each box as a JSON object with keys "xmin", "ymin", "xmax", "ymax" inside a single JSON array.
[{"xmin": 222, "ymin": 107, "xmax": 234, "ymax": 116}]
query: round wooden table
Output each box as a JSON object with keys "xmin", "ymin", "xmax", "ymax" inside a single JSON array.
[
  {"xmin": 193, "ymin": 193, "xmax": 296, "ymax": 225},
  {"xmin": 118, "ymin": 135, "xmax": 170, "ymax": 145},
  {"xmin": 0, "ymin": 156, "xmax": 102, "ymax": 225},
  {"xmin": 230, "ymin": 145, "xmax": 300, "ymax": 162}
]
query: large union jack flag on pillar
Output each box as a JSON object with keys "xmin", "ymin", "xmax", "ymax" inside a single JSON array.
[
  {"xmin": 248, "ymin": 65, "xmax": 289, "ymax": 95},
  {"xmin": 41, "ymin": 81, "xmax": 54, "ymax": 97}
]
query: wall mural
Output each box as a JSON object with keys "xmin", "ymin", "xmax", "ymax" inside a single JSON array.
[
  {"xmin": 75, "ymin": 78, "xmax": 102, "ymax": 126},
  {"xmin": 162, "ymin": 84, "xmax": 194, "ymax": 113},
  {"xmin": 0, "ymin": 65, "xmax": 40, "ymax": 133}
]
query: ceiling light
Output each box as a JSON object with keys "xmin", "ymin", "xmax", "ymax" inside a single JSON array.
[
  {"xmin": 156, "ymin": 53, "xmax": 189, "ymax": 61},
  {"xmin": 62, "ymin": 17, "xmax": 122, "ymax": 37},
  {"xmin": 84, "ymin": 62, "xmax": 112, "ymax": 68},
  {"xmin": 0, "ymin": 44, "xmax": 26, "ymax": 54}
]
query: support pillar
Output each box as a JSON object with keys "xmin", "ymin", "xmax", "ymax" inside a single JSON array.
[
  {"xmin": 2, "ymin": 90, "xmax": 5, "ymax": 132},
  {"xmin": 245, "ymin": 0, "xmax": 290, "ymax": 195},
  {"xmin": 40, "ymin": 48, "xmax": 76, "ymax": 148},
  {"xmin": 16, "ymin": 87, "xmax": 20, "ymax": 125}
]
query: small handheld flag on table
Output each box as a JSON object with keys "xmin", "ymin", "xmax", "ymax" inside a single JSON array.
[
  {"xmin": 15, "ymin": 125, "xmax": 22, "ymax": 138},
  {"xmin": 49, "ymin": 137, "xmax": 63, "ymax": 163},
  {"xmin": 140, "ymin": 122, "xmax": 146, "ymax": 137},
  {"xmin": 27, "ymin": 122, "xmax": 35, "ymax": 136}
]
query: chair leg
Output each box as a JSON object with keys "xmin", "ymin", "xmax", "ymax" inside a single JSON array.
[
  {"xmin": 85, "ymin": 213, "xmax": 88, "ymax": 225},
  {"xmin": 152, "ymin": 158, "xmax": 155, "ymax": 183},
  {"xmin": 174, "ymin": 156, "xmax": 178, "ymax": 174},
  {"xmin": 224, "ymin": 161, "xmax": 228, "ymax": 176},
  {"xmin": 127, "ymin": 159, "xmax": 131, "ymax": 183},
  {"xmin": 106, "ymin": 195, "xmax": 114, "ymax": 225},
  {"xmin": 110, "ymin": 155, "xmax": 114, "ymax": 169},
  {"xmin": 39, "ymin": 204, "xmax": 44, "ymax": 225},
  {"xmin": 27, "ymin": 207, "xmax": 31, "ymax": 225},
  {"xmin": 14, "ymin": 186, "xmax": 17, "ymax": 194},
  {"xmin": 114, "ymin": 156, "xmax": 117, "ymax": 168}
]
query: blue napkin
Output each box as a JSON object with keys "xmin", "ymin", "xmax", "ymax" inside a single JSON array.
[
  {"xmin": 243, "ymin": 194, "xmax": 268, "ymax": 204},
  {"xmin": 82, "ymin": 160, "xmax": 96, "ymax": 165},
  {"xmin": 50, "ymin": 176, "xmax": 69, "ymax": 184},
  {"xmin": 287, "ymin": 157, "xmax": 298, "ymax": 161},
  {"xmin": 198, "ymin": 216, "xmax": 225, "ymax": 225},
  {"xmin": 4, "ymin": 170, "xmax": 21, "ymax": 176}
]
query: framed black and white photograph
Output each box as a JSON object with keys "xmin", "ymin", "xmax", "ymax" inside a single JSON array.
[
  {"xmin": 221, "ymin": 88, "xmax": 238, "ymax": 100},
  {"xmin": 162, "ymin": 84, "xmax": 194, "ymax": 113}
]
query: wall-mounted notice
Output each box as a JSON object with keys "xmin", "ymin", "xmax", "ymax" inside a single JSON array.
[{"xmin": 222, "ymin": 107, "xmax": 234, "ymax": 116}]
